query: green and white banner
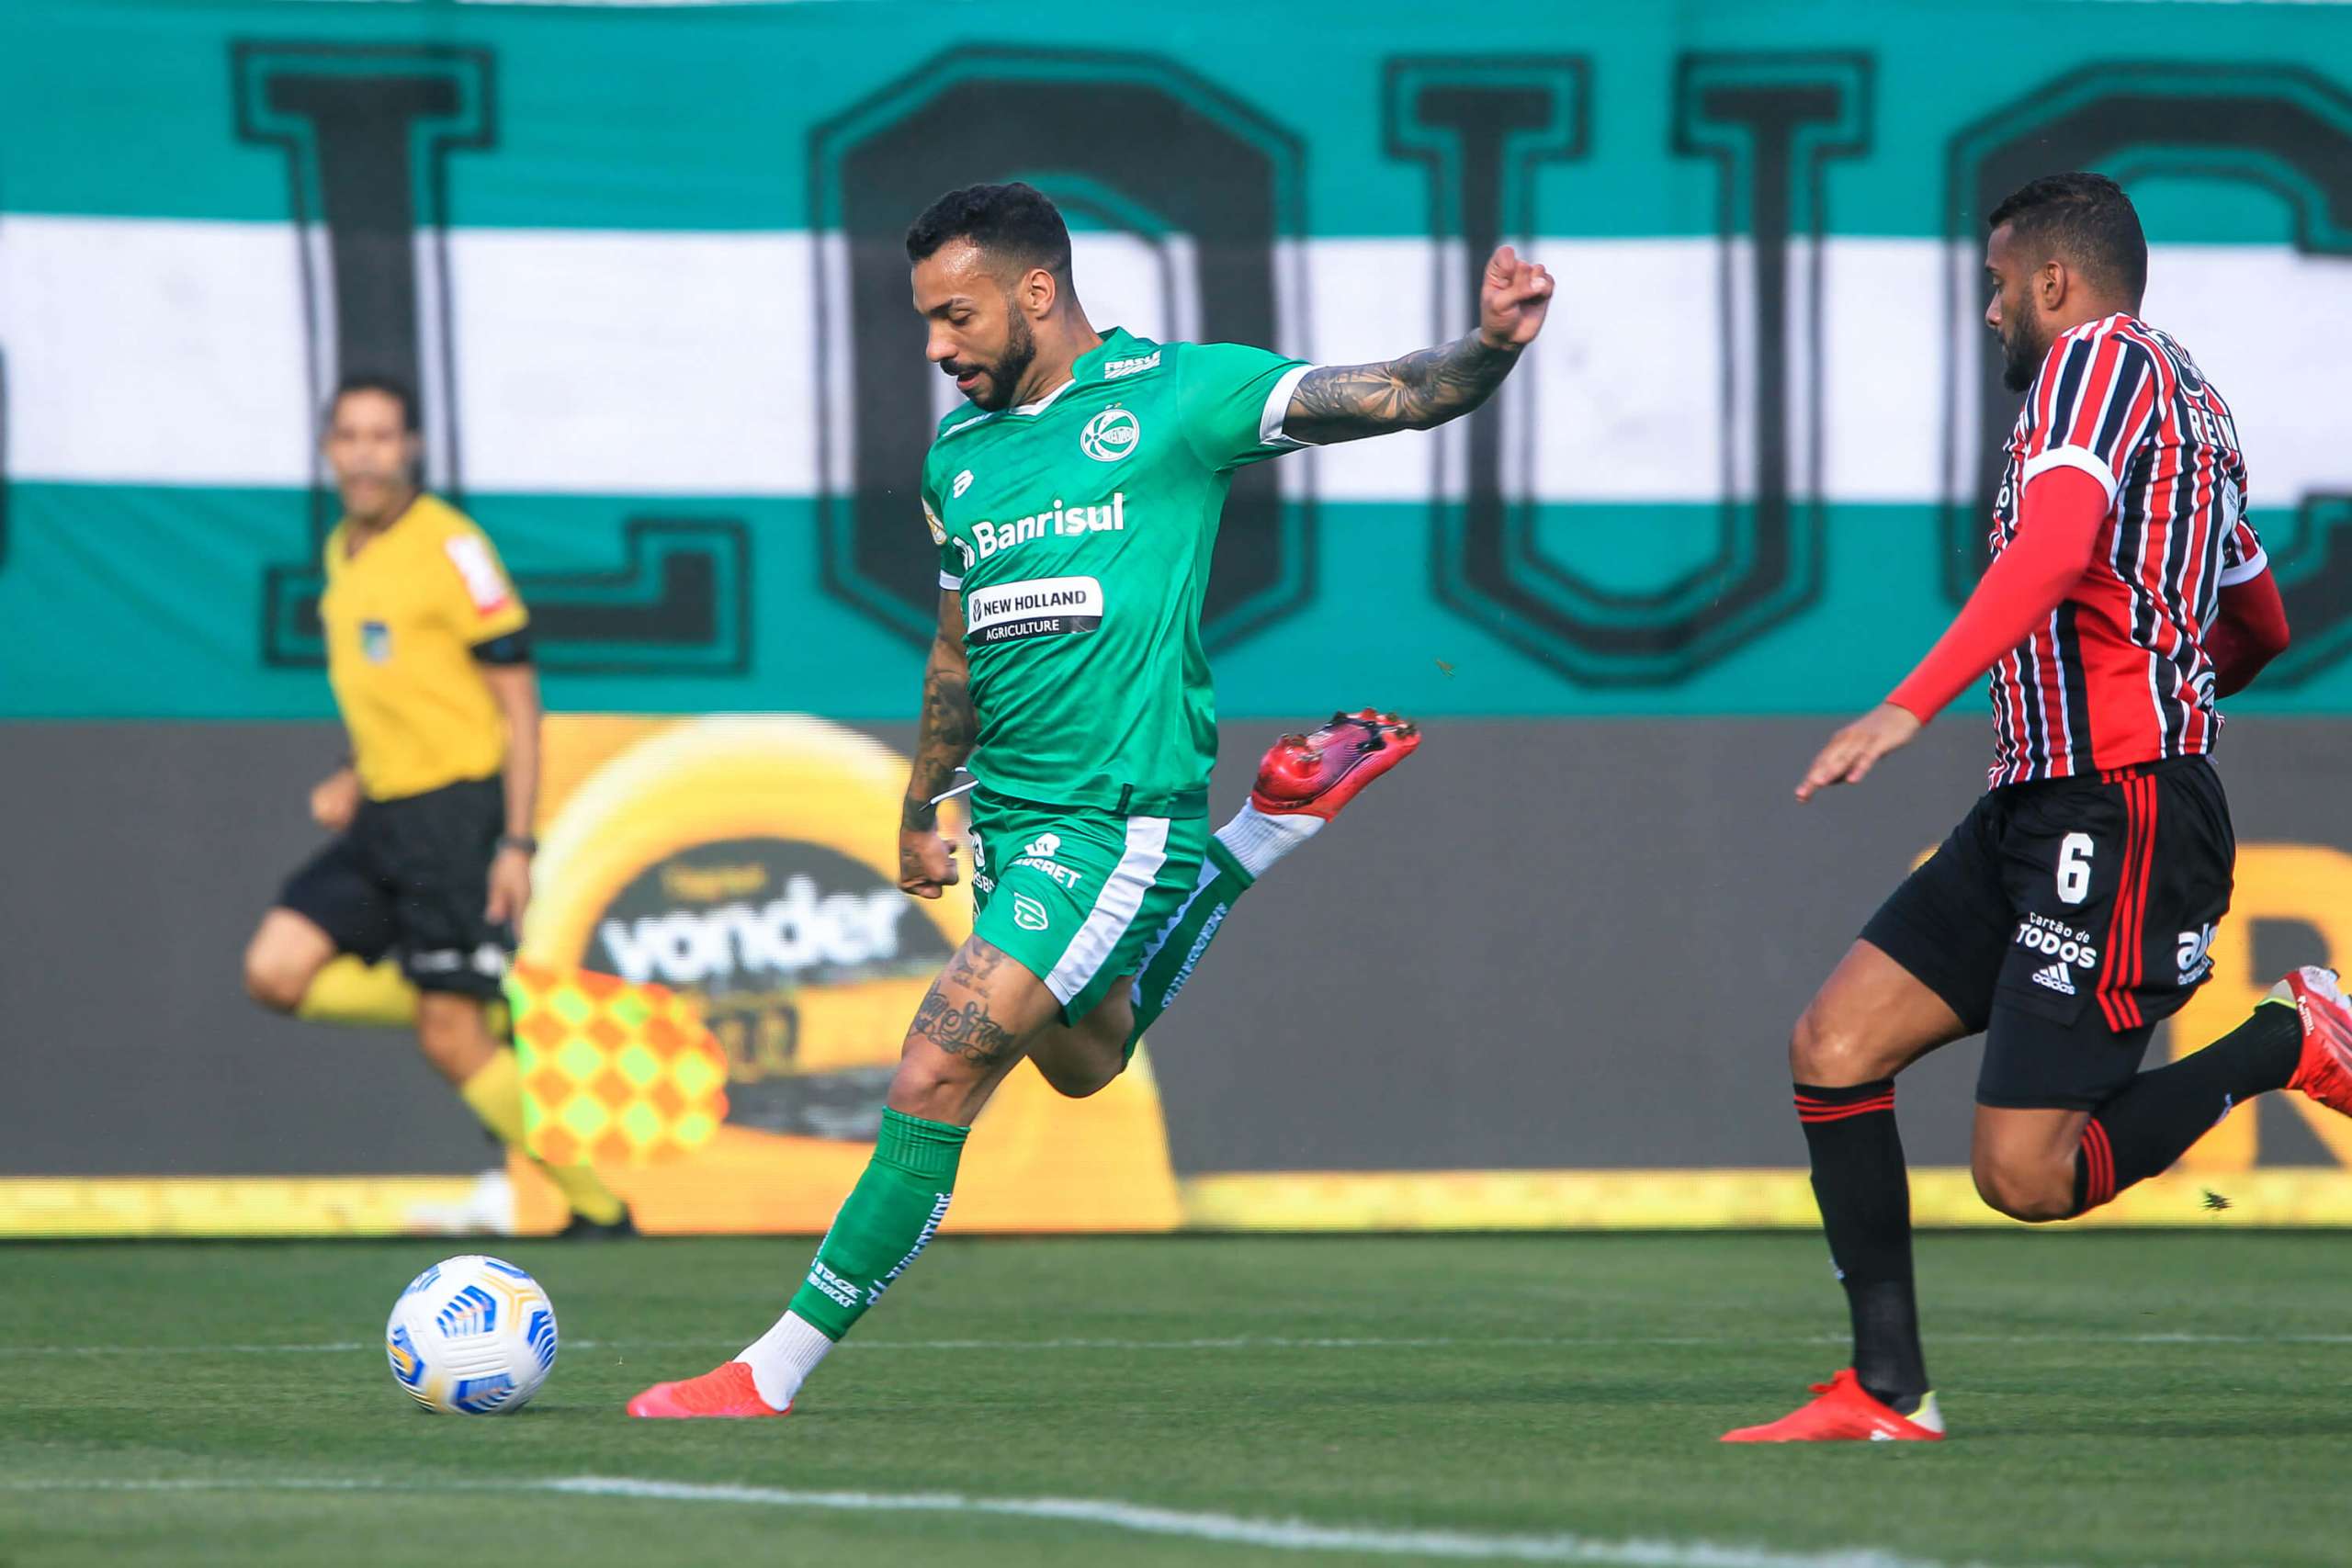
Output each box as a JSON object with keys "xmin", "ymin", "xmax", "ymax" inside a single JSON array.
[{"xmin": 5, "ymin": 0, "xmax": 2349, "ymax": 717}]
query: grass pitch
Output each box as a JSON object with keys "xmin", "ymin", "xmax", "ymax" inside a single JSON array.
[{"xmin": 2, "ymin": 1232, "xmax": 2343, "ymax": 1566}]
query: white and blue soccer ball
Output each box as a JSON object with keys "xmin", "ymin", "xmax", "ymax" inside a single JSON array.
[{"xmin": 385, "ymin": 1255, "xmax": 559, "ymax": 1415}]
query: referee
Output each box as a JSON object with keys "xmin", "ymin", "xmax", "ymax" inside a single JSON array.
[{"xmin": 241, "ymin": 374, "xmax": 630, "ymax": 1237}]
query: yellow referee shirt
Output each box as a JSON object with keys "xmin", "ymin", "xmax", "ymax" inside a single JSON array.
[{"xmin": 322, "ymin": 494, "xmax": 530, "ymax": 802}]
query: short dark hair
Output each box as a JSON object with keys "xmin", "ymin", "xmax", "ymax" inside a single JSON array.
[
  {"xmin": 1987, "ymin": 172, "xmax": 2147, "ymax": 307},
  {"xmin": 329, "ymin": 372, "xmax": 420, "ymax": 433},
  {"xmin": 905, "ymin": 182, "xmax": 1071, "ymax": 276}
]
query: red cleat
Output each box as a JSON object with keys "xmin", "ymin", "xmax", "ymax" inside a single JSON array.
[
  {"xmin": 1249, "ymin": 710, "xmax": 1421, "ymax": 821},
  {"xmin": 1721, "ymin": 1370, "xmax": 1945, "ymax": 1442},
  {"xmin": 625, "ymin": 1360, "xmax": 789, "ymax": 1419},
  {"xmin": 2281, "ymin": 967, "xmax": 2352, "ymax": 1115}
]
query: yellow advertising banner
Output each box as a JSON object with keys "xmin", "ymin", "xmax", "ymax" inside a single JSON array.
[
  {"xmin": 6, "ymin": 716, "xmax": 2348, "ymax": 1238},
  {"xmin": 506, "ymin": 714, "xmax": 1182, "ymax": 1235}
]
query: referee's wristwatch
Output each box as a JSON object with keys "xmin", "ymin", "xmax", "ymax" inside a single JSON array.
[{"xmin": 497, "ymin": 834, "xmax": 539, "ymax": 857}]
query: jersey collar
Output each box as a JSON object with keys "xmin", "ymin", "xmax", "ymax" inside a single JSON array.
[
  {"xmin": 1009, "ymin": 378, "xmax": 1080, "ymax": 417},
  {"xmin": 1006, "ymin": 328, "xmax": 1141, "ymax": 415},
  {"xmin": 334, "ymin": 491, "xmax": 428, "ymax": 564}
]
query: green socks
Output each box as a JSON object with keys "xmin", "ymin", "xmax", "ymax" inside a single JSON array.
[
  {"xmin": 761, "ymin": 819, "xmax": 1272, "ymax": 1389},
  {"xmin": 786, "ymin": 1107, "xmax": 968, "ymax": 1340},
  {"xmin": 1126, "ymin": 838, "xmax": 1255, "ymax": 1055},
  {"xmin": 779, "ymin": 823, "xmax": 1273, "ymax": 1347}
]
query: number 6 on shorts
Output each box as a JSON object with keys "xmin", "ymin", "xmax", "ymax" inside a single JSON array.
[{"xmin": 2056, "ymin": 832, "xmax": 2095, "ymax": 905}]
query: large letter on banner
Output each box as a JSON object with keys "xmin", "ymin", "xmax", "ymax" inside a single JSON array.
[{"xmin": 810, "ymin": 49, "xmax": 1314, "ymax": 652}]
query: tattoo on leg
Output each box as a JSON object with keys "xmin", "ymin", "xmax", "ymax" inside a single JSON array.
[
  {"xmin": 944, "ymin": 942, "xmax": 1008, "ymax": 989},
  {"xmin": 914, "ymin": 989, "xmax": 1021, "ymax": 1066}
]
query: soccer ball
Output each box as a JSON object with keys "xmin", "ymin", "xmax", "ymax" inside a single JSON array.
[{"xmin": 384, "ymin": 1255, "xmax": 559, "ymax": 1415}]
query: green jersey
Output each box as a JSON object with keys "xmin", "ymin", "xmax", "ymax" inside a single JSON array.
[{"xmin": 920, "ymin": 329, "xmax": 1311, "ymax": 817}]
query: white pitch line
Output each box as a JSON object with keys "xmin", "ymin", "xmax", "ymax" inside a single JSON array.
[
  {"xmin": 0, "ymin": 1475, "xmax": 2063, "ymax": 1568},
  {"xmin": 5, "ymin": 1330, "xmax": 2350, "ymax": 1357},
  {"xmin": 0, "ymin": 1341, "xmax": 374, "ymax": 1356},
  {"xmin": 0, "ymin": 1334, "xmax": 1771, "ymax": 1357}
]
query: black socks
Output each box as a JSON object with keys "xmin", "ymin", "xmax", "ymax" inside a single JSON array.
[
  {"xmin": 1795, "ymin": 1079, "xmax": 1928, "ymax": 1411},
  {"xmin": 2075, "ymin": 1001, "xmax": 2301, "ymax": 1211}
]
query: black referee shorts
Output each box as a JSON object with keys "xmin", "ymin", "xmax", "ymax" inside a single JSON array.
[
  {"xmin": 277, "ymin": 774, "xmax": 510, "ymax": 999},
  {"xmin": 1860, "ymin": 756, "xmax": 2235, "ymax": 1111}
]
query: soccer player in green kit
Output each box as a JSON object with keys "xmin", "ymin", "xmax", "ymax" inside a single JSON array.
[{"xmin": 629, "ymin": 182, "xmax": 1552, "ymax": 1417}]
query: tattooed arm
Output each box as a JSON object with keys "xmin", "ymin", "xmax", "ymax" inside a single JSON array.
[
  {"xmin": 1283, "ymin": 335, "xmax": 1524, "ymax": 443},
  {"xmin": 899, "ymin": 590, "xmax": 976, "ymax": 898},
  {"xmin": 1281, "ymin": 244, "xmax": 1554, "ymax": 446}
]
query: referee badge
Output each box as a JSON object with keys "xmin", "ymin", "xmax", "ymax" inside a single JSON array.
[{"xmin": 361, "ymin": 620, "xmax": 392, "ymax": 664}]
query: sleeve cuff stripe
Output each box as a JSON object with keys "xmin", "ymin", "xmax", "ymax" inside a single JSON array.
[
  {"xmin": 1259, "ymin": 364, "xmax": 1317, "ymax": 449},
  {"xmin": 2021, "ymin": 446, "xmax": 2120, "ymax": 503},
  {"xmin": 938, "ymin": 571, "xmax": 963, "ymax": 590},
  {"xmin": 2218, "ymin": 549, "xmax": 2268, "ymax": 587}
]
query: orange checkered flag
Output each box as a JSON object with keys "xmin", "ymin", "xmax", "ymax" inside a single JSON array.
[{"xmin": 506, "ymin": 959, "xmax": 728, "ymax": 1167}]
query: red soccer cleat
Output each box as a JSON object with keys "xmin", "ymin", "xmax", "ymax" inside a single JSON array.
[
  {"xmin": 2281, "ymin": 966, "xmax": 2352, "ymax": 1116},
  {"xmin": 625, "ymin": 1360, "xmax": 790, "ymax": 1419},
  {"xmin": 1721, "ymin": 1370, "xmax": 1946, "ymax": 1442},
  {"xmin": 1249, "ymin": 709, "xmax": 1421, "ymax": 821}
]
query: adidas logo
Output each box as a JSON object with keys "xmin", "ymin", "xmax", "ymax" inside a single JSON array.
[{"xmin": 2031, "ymin": 962, "xmax": 2077, "ymax": 996}]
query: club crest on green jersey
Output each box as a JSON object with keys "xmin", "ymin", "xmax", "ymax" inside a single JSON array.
[{"xmin": 1080, "ymin": 407, "xmax": 1139, "ymax": 463}]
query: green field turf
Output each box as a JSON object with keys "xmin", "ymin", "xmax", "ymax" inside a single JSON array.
[{"xmin": 2, "ymin": 1232, "xmax": 2344, "ymax": 1567}]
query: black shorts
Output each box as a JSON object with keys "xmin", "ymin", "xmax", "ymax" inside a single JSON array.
[
  {"xmin": 277, "ymin": 775, "xmax": 510, "ymax": 998},
  {"xmin": 1860, "ymin": 756, "xmax": 2234, "ymax": 1111}
]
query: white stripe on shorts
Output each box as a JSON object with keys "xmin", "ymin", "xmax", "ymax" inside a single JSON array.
[
  {"xmin": 1131, "ymin": 857, "xmax": 1222, "ymax": 983},
  {"xmin": 1042, "ymin": 816, "xmax": 1170, "ymax": 1006}
]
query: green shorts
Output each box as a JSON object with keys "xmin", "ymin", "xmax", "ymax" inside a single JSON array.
[{"xmin": 966, "ymin": 790, "xmax": 1212, "ymax": 1025}]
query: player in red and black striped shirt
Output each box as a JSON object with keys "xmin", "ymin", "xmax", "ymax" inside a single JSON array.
[
  {"xmin": 1727, "ymin": 174, "xmax": 2352, "ymax": 1442},
  {"xmin": 1977, "ymin": 313, "xmax": 2265, "ymax": 786}
]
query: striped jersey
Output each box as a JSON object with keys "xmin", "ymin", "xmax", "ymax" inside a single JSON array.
[{"xmin": 1984, "ymin": 313, "xmax": 2265, "ymax": 787}]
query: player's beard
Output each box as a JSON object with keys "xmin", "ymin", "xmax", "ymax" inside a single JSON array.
[
  {"xmin": 1999, "ymin": 303, "xmax": 2048, "ymax": 393},
  {"xmin": 965, "ymin": 312, "xmax": 1037, "ymax": 413}
]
